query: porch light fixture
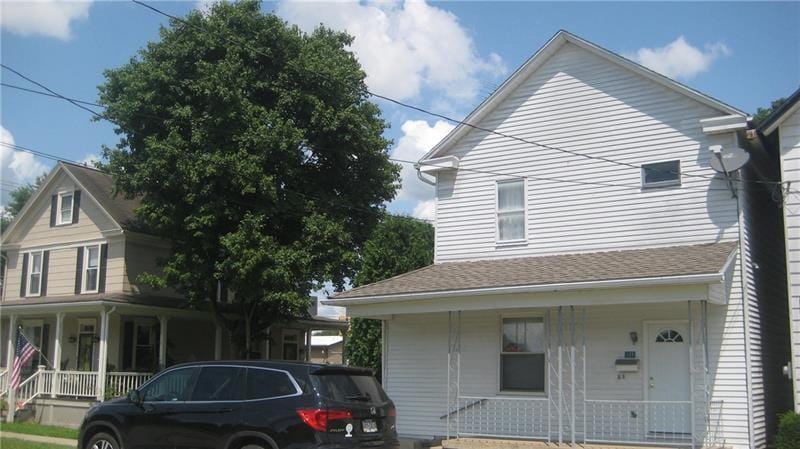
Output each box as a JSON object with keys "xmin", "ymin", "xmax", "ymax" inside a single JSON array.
[
  {"xmin": 92, "ymin": 335, "xmax": 101, "ymax": 343},
  {"xmin": 629, "ymin": 331, "xmax": 638, "ymax": 345},
  {"xmin": 68, "ymin": 335, "xmax": 77, "ymax": 344}
]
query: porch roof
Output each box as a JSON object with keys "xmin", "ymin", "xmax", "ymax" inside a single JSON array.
[
  {"xmin": 0, "ymin": 292, "xmax": 191, "ymax": 311},
  {"xmin": 328, "ymin": 241, "xmax": 738, "ymax": 304}
]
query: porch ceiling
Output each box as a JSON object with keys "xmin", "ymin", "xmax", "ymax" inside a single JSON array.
[{"xmin": 325, "ymin": 242, "xmax": 738, "ymax": 317}]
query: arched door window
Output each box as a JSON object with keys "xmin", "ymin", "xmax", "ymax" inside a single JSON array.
[{"xmin": 655, "ymin": 329, "xmax": 684, "ymax": 343}]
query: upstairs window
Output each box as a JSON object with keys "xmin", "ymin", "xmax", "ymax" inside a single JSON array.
[
  {"xmin": 57, "ymin": 192, "xmax": 74, "ymax": 225},
  {"xmin": 27, "ymin": 251, "xmax": 43, "ymax": 296},
  {"xmin": 83, "ymin": 245, "xmax": 100, "ymax": 293},
  {"xmin": 642, "ymin": 160, "xmax": 681, "ymax": 188},
  {"xmin": 497, "ymin": 179, "xmax": 526, "ymax": 242}
]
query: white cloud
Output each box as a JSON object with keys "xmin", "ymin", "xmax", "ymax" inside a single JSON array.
[
  {"xmin": 80, "ymin": 153, "xmax": 102, "ymax": 167},
  {"xmin": 0, "ymin": 0, "xmax": 92, "ymax": 40},
  {"xmin": 412, "ymin": 199, "xmax": 435, "ymax": 221},
  {"xmin": 392, "ymin": 119, "xmax": 454, "ymax": 205},
  {"xmin": 1, "ymin": 126, "xmax": 50, "ymax": 205},
  {"xmin": 626, "ymin": 36, "xmax": 731, "ymax": 80},
  {"xmin": 275, "ymin": 0, "xmax": 506, "ymax": 104}
]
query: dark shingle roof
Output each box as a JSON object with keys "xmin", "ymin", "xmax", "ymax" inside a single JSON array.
[
  {"xmin": 334, "ymin": 241, "xmax": 738, "ymax": 300},
  {"xmin": 60, "ymin": 162, "xmax": 143, "ymax": 230}
]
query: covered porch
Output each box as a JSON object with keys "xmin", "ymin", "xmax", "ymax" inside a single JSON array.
[{"xmin": 326, "ymin": 242, "xmax": 739, "ymax": 449}]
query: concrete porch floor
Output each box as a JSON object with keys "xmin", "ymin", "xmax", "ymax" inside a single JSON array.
[{"xmin": 437, "ymin": 438, "xmax": 705, "ymax": 449}]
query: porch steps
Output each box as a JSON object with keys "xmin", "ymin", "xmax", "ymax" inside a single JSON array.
[{"xmin": 441, "ymin": 438, "xmax": 688, "ymax": 449}]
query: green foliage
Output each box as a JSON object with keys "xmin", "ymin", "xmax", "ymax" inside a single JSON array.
[
  {"xmin": 777, "ymin": 410, "xmax": 800, "ymax": 449},
  {"xmin": 98, "ymin": 0, "xmax": 398, "ymax": 356},
  {"xmin": 1, "ymin": 174, "xmax": 47, "ymax": 233},
  {"xmin": 753, "ymin": 97, "xmax": 788, "ymax": 125},
  {"xmin": 0, "ymin": 438, "xmax": 73, "ymax": 449},
  {"xmin": 0, "ymin": 422, "xmax": 79, "ymax": 439},
  {"xmin": 345, "ymin": 215, "xmax": 434, "ymax": 380}
]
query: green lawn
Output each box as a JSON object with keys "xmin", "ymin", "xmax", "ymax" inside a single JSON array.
[
  {"xmin": 0, "ymin": 437, "xmax": 73, "ymax": 449},
  {"xmin": 0, "ymin": 422, "xmax": 78, "ymax": 439}
]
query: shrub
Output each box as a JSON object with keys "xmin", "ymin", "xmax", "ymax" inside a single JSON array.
[{"xmin": 776, "ymin": 410, "xmax": 800, "ymax": 449}]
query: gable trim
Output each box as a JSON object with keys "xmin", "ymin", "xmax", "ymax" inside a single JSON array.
[
  {"xmin": 422, "ymin": 30, "xmax": 746, "ymax": 161},
  {"xmin": 760, "ymin": 87, "xmax": 800, "ymax": 136},
  {"xmin": 1, "ymin": 162, "xmax": 123, "ymax": 244}
]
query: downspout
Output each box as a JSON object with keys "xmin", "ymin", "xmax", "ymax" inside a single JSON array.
[
  {"xmin": 414, "ymin": 164, "xmax": 436, "ymax": 186},
  {"xmin": 734, "ymin": 132, "xmax": 756, "ymax": 449}
]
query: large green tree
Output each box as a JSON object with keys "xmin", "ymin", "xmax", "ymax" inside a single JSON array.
[
  {"xmin": 754, "ymin": 97, "xmax": 788, "ymax": 125},
  {"xmin": 98, "ymin": 1, "xmax": 399, "ymax": 357},
  {"xmin": 345, "ymin": 215, "xmax": 434, "ymax": 380},
  {"xmin": 1, "ymin": 174, "xmax": 47, "ymax": 233}
]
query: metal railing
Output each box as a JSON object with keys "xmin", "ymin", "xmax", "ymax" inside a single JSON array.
[
  {"xmin": 453, "ymin": 396, "xmax": 552, "ymax": 440},
  {"xmin": 584, "ymin": 399, "xmax": 693, "ymax": 446}
]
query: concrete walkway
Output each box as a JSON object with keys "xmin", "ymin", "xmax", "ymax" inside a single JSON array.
[{"xmin": 0, "ymin": 431, "xmax": 77, "ymax": 447}]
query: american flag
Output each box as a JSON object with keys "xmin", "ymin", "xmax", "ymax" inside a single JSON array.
[{"xmin": 10, "ymin": 331, "xmax": 37, "ymax": 391}]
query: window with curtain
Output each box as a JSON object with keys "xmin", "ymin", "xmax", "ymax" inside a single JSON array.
[
  {"xmin": 501, "ymin": 317, "xmax": 546, "ymax": 392},
  {"xmin": 497, "ymin": 180, "xmax": 525, "ymax": 242}
]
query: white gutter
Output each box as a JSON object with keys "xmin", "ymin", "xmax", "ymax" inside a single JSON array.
[{"xmin": 323, "ymin": 272, "xmax": 724, "ymax": 306}]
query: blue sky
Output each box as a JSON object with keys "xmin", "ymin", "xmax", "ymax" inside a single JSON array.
[{"xmin": 2, "ymin": 0, "xmax": 799, "ymax": 220}]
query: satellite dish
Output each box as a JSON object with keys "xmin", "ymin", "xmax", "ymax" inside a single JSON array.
[{"xmin": 710, "ymin": 146, "xmax": 750, "ymax": 173}]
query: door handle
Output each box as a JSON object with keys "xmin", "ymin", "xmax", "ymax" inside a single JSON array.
[{"xmin": 218, "ymin": 407, "xmax": 234, "ymax": 413}]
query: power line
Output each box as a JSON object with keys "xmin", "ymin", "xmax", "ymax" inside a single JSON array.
[
  {"xmin": 0, "ymin": 64, "xmax": 105, "ymax": 119},
  {"xmin": 1, "ymin": 82, "xmax": 104, "ymax": 108},
  {"xmin": 0, "ymin": 141, "xmax": 79, "ymax": 164}
]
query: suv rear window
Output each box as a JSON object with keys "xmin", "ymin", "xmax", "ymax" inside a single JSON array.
[
  {"xmin": 246, "ymin": 368, "xmax": 298, "ymax": 399},
  {"xmin": 314, "ymin": 373, "xmax": 388, "ymax": 403}
]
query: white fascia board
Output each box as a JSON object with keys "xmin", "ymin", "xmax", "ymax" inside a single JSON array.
[
  {"xmin": 762, "ymin": 100, "xmax": 800, "ymax": 136},
  {"xmin": 0, "ymin": 164, "xmax": 64, "ymax": 244},
  {"xmin": 417, "ymin": 156, "xmax": 460, "ymax": 173},
  {"xmin": 700, "ymin": 115, "xmax": 749, "ymax": 135},
  {"xmin": 322, "ymin": 272, "xmax": 722, "ymax": 307}
]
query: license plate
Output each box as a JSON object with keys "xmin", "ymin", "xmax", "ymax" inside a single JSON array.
[{"xmin": 362, "ymin": 419, "xmax": 378, "ymax": 433}]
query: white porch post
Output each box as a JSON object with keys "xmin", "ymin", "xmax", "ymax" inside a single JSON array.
[
  {"xmin": 97, "ymin": 309, "xmax": 110, "ymax": 401},
  {"xmin": 158, "ymin": 316, "xmax": 169, "ymax": 369},
  {"xmin": 5, "ymin": 315, "xmax": 17, "ymax": 423},
  {"xmin": 214, "ymin": 325, "xmax": 223, "ymax": 360},
  {"xmin": 51, "ymin": 312, "xmax": 65, "ymax": 398}
]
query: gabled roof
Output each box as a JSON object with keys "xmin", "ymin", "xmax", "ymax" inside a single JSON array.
[
  {"xmin": 422, "ymin": 30, "xmax": 747, "ymax": 161},
  {"xmin": 759, "ymin": 87, "xmax": 800, "ymax": 136},
  {"xmin": 2, "ymin": 161, "xmax": 144, "ymax": 242},
  {"xmin": 330, "ymin": 241, "xmax": 738, "ymax": 302}
]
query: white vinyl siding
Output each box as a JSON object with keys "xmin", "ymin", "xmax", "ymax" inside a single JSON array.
[
  {"xmin": 434, "ymin": 42, "xmax": 740, "ymax": 262},
  {"xmin": 27, "ymin": 251, "xmax": 43, "ymax": 296},
  {"xmin": 779, "ymin": 108, "xmax": 800, "ymax": 413},
  {"xmin": 57, "ymin": 191, "xmax": 73, "ymax": 225}
]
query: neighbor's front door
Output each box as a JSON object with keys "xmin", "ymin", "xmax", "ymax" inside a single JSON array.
[{"xmin": 646, "ymin": 322, "xmax": 691, "ymax": 436}]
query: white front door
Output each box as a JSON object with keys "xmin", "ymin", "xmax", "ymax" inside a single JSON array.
[{"xmin": 646, "ymin": 322, "xmax": 691, "ymax": 435}]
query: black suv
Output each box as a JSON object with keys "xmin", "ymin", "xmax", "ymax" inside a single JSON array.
[{"xmin": 79, "ymin": 361, "xmax": 398, "ymax": 449}]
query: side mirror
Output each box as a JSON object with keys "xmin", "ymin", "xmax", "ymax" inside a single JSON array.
[{"xmin": 127, "ymin": 389, "xmax": 143, "ymax": 405}]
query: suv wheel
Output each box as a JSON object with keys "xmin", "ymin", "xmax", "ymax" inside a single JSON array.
[{"xmin": 87, "ymin": 432, "xmax": 119, "ymax": 449}]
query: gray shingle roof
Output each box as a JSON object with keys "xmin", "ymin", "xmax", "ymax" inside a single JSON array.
[
  {"xmin": 334, "ymin": 241, "xmax": 738, "ymax": 300},
  {"xmin": 61, "ymin": 162, "xmax": 143, "ymax": 230}
]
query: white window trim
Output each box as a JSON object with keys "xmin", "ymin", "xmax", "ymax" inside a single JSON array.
[
  {"xmin": 641, "ymin": 160, "xmax": 682, "ymax": 189},
  {"xmin": 82, "ymin": 244, "xmax": 101, "ymax": 294},
  {"xmin": 495, "ymin": 178, "xmax": 527, "ymax": 245},
  {"xmin": 56, "ymin": 191, "xmax": 74, "ymax": 226},
  {"xmin": 26, "ymin": 250, "xmax": 44, "ymax": 297},
  {"xmin": 75, "ymin": 318, "xmax": 97, "ymax": 371},
  {"xmin": 130, "ymin": 318, "xmax": 157, "ymax": 371},
  {"xmin": 498, "ymin": 314, "xmax": 547, "ymax": 396}
]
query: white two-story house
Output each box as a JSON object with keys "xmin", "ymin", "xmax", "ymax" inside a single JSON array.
[
  {"xmin": 326, "ymin": 31, "xmax": 792, "ymax": 449},
  {"xmin": 0, "ymin": 161, "xmax": 346, "ymax": 427}
]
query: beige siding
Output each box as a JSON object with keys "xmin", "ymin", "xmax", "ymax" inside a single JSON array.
[
  {"xmin": 8, "ymin": 171, "xmax": 117, "ymax": 248},
  {"xmin": 434, "ymin": 42, "xmax": 739, "ymax": 262},
  {"xmin": 779, "ymin": 109, "xmax": 800, "ymax": 412},
  {"xmin": 123, "ymin": 240, "xmax": 178, "ymax": 296}
]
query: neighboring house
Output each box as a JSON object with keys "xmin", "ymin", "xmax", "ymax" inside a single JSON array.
[
  {"xmin": 758, "ymin": 87, "xmax": 800, "ymax": 412},
  {"xmin": 0, "ymin": 161, "xmax": 345, "ymax": 426},
  {"xmin": 326, "ymin": 31, "xmax": 792, "ymax": 449},
  {"xmin": 310, "ymin": 334, "xmax": 344, "ymax": 364}
]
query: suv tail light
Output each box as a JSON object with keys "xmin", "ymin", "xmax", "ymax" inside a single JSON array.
[
  {"xmin": 388, "ymin": 407, "xmax": 396, "ymax": 417},
  {"xmin": 297, "ymin": 408, "xmax": 353, "ymax": 432}
]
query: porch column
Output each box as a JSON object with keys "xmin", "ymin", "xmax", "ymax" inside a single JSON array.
[
  {"xmin": 51, "ymin": 312, "xmax": 65, "ymax": 398},
  {"xmin": 97, "ymin": 309, "xmax": 111, "ymax": 401},
  {"xmin": 214, "ymin": 325, "xmax": 223, "ymax": 360},
  {"xmin": 5, "ymin": 315, "xmax": 16, "ymax": 423},
  {"xmin": 158, "ymin": 315, "xmax": 169, "ymax": 369}
]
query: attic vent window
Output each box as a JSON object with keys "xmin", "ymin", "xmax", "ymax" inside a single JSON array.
[
  {"xmin": 57, "ymin": 192, "xmax": 74, "ymax": 225},
  {"xmin": 642, "ymin": 160, "xmax": 681, "ymax": 188}
]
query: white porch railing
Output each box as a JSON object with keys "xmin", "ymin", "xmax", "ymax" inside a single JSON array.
[
  {"xmin": 105, "ymin": 372, "xmax": 153, "ymax": 397},
  {"xmin": 0, "ymin": 370, "xmax": 7, "ymax": 397},
  {"xmin": 3, "ymin": 368, "xmax": 154, "ymax": 405},
  {"xmin": 584, "ymin": 399, "xmax": 692, "ymax": 446},
  {"xmin": 454, "ymin": 396, "xmax": 551, "ymax": 440}
]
